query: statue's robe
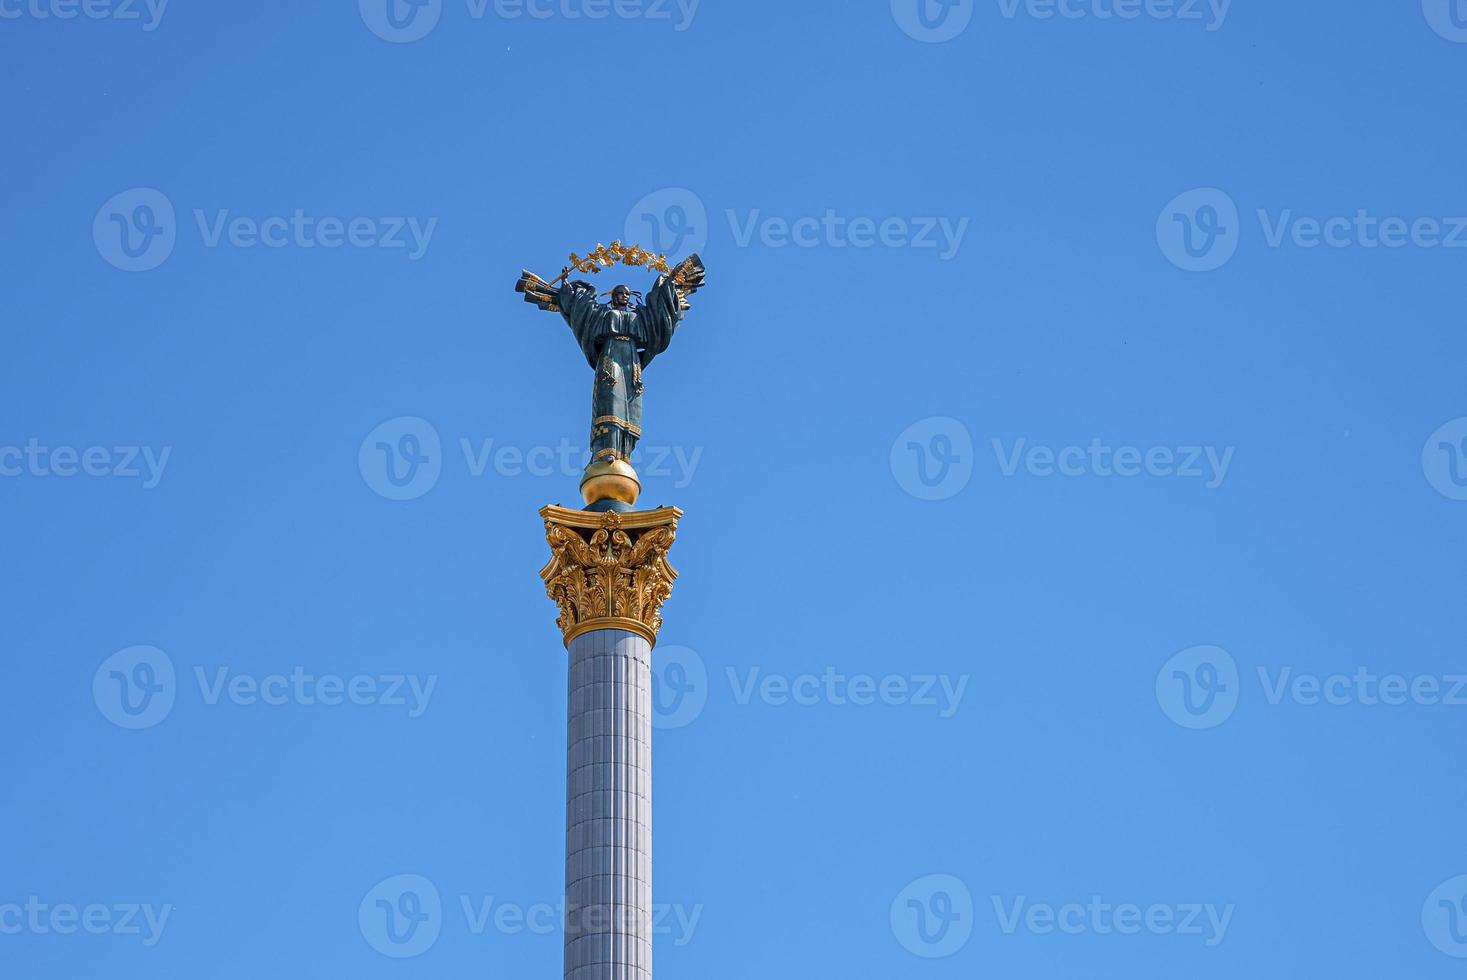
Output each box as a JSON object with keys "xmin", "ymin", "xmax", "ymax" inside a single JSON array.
[{"xmin": 557, "ymin": 272, "xmax": 686, "ymax": 463}]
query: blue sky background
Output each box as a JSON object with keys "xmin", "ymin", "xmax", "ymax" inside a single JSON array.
[{"xmin": 4, "ymin": 0, "xmax": 1467, "ymax": 976}]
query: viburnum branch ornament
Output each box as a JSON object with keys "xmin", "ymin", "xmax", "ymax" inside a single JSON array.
[{"xmin": 515, "ymin": 242, "xmax": 707, "ymax": 512}]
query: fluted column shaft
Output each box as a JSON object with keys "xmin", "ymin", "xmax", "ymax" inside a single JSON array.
[{"xmin": 564, "ymin": 628, "xmax": 652, "ymax": 980}]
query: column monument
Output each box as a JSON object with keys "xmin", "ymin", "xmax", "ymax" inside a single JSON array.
[{"xmin": 516, "ymin": 243, "xmax": 706, "ymax": 980}]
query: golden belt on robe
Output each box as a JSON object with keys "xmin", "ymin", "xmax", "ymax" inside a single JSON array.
[{"xmin": 592, "ymin": 415, "xmax": 643, "ymax": 437}]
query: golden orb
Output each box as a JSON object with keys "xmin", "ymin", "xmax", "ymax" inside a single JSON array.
[{"xmin": 580, "ymin": 458, "xmax": 641, "ymax": 507}]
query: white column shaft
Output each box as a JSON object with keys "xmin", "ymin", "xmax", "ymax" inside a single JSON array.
[{"xmin": 564, "ymin": 628, "xmax": 652, "ymax": 980}]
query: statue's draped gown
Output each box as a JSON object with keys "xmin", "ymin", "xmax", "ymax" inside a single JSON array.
[{"xmin": 557, "ymin": 273, "xmax": 686, "ymax": 464}]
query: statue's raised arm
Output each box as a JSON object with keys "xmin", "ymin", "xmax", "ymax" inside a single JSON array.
[{"xmin": 631, "ymin": 253, "xmax": 704, "ymax": 369}]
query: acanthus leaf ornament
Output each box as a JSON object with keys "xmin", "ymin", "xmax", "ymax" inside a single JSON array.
[{"xmin": 539, "ymin": 505, "xmax": 681, "ymax": 647}]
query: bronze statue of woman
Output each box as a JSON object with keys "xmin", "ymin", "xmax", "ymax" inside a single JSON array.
[{"xmin": 516, "ymin": 251, "xmax": 705, "ymax": 511}]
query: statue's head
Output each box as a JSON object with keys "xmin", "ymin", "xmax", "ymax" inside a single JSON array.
[{"xmin": 610, "ymin": 285, "xmax": 633, "ymax": 310}]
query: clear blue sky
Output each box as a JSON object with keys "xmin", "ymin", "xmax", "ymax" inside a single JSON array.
[{"xmin": 4, "ymin": 1, "xmax": 1467, "ymax": 977}]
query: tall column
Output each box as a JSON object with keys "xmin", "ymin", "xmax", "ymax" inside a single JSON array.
[
  {"xmin": 540, "ymin": 505, "xmax": 681, "ymax": 980},
  {"xmin": 564, "ymin": 627, "xmax": 651, "ymax": 979}
]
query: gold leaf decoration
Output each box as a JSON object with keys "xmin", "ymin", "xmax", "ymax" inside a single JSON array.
[{"xmin": 539, "ymin": 506, "xmax": 681, "ymax": 647}]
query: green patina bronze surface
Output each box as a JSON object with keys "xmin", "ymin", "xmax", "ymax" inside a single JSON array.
[{"xmin": 517, "ymin": 254, "xmax": 705, "ymax": 465}]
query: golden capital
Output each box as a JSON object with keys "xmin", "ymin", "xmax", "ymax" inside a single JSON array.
[{"xmin": 539, "ymin": 505, "xmax": 682, "ymax": 648}]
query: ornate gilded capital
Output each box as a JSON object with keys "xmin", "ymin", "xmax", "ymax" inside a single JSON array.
[{"xmin": 539, "ymin": 505, "xmax": 682, "ymax": 648}]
